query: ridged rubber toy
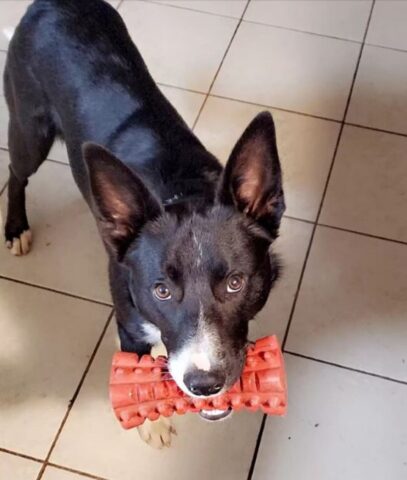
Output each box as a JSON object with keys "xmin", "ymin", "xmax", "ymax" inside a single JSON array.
[{"xmin": 109, "ymin": 335, "xmax": 287, "ymax": 429}]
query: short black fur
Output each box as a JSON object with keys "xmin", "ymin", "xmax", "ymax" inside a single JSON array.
[{"xmin": 4, "ymin": 0, "xmax": 285, "ymax": 395}]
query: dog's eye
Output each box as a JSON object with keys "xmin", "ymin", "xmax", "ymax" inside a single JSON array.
[
  {"xmin": 226, "ymin": 274, "xmax": 244, "ymax": 293},
  {"xmin": 153, "ymin": 283, "xmax": 171, "ymax": 300}
]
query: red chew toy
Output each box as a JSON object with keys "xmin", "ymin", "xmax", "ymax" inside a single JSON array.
[{"xmin": 110, "ymin": 335, "xmax": 287, "ymax": 429}]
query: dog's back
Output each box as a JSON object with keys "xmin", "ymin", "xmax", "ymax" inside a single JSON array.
[{"xmin": 5, "ymin": 0, "xmax": 221, "ymax": 204}]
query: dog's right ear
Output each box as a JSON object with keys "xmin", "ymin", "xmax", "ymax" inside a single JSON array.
[
  {"xmin": 218, "ymin": 111, "xmax": 285, "ymax": 240},
  {"xmin": 83, "ymin": 143, "xmax": 161, "ymax": 260}
]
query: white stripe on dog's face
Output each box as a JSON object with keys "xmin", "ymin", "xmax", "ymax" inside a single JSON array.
[
  {"xmin": 168, "ymin": 302, "xmax": 223, "ymax": 396},
  {"xmin": 191, "ymin": 352, "xmax": 210, "ymax": 371},
  {"xmin": 193, "ymin": 232, "xmax": 203, "ymax": 267}
]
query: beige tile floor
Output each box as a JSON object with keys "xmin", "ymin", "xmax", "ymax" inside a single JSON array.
[{"xmin": 0, "ymin": 1, "xmax": 406, "ymax": 480}]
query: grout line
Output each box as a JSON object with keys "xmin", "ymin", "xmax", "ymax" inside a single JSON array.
[
  {"xmin": 46, "ymin": 462, "xmax": 110, "ymax": 480},
  {"xmin": 156, "ymin": 83, "xmax": 342, "ymax": 123},
  {"xmin": 345, "ymin": 122, "xmax": 407, "ymax": 138},
  {"xmin": 45, "ymin": 157, "xmax": 69, "ymax": 167},
  {"xmin": 157, "ymin": 81, "xmax": 206, "ymax": 96},
  {"xmin": 144, "ymin": 0, "xmax": 244, "ymax": 21},
  {"xmin": 0, "ymin": 181, "xmax": 8, "ymax": 196},
  {"xmin": 0, "ymin": 275, "xmax": 113, "ymax": 307},
  {"xmin": 242, "ymin": 18, "xmax": 363, "ymax": 44},
  {"xmin": 208, "ymin": 92, "xmax": 341, "ymax": 124},
  {"xmin": 0, "ymin": 447, "xmax": 44, "ymax": 464},
  {"xmin": 116, "ymin": 0, "xmax": 125, "ymax": 10},
  {"xmin": 36, "ymin": 309, "xmax": 114, "ymax": 480},
  {"xmin": 247, "ymin": 3, "xmax": 377, "ymax": 479},
  {"xmin": 317, "ymin": 223, "xmax": 407, "ymax": 247},
  {"xmin": 246, "ymin": 414, "xmax": 267, "ymax": 480},
  {"xmin": 364, "ymin": 41, "xmax": 407, "ymax": 55},
  {"xmin": 191, "ymin": 0, "xmax": 251, "ymax": 130},
  {"xmin": 284, "ymin": 351, "xmax": 407, "ymax": 386},
  {"xmin": 283, "ymin": 214, "xmax": 315, "ymax": 226}
]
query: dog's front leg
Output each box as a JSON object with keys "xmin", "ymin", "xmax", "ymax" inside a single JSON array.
[
  {"xmin": 137, "ymin": 340, "xmax": 178, "ymax": 449},
  {"xmin": 112, "ymin": 258, "xmax": 177, "ymax": 449},
  {"xmin": 117, "ymin": 322, "xmax": 177, "ymax": 448}
]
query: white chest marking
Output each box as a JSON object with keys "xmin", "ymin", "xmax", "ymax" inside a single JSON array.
[{"xmin": 142, "ymin": 322, "xmax": 162, "ymax": 345}]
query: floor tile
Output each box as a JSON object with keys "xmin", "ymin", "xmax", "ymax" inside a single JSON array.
[
  {"xmin": 320, "ymin": 126, "xmax": 407, "ymax": 242},
  {"xmin": 42, "ymin": 466, "xmax": 89, "ymax": 480},
  {"xmin": 253, "ymin": 355, "xmax": 407, "ymax": 480},
  {"xmin": 194, "ymin": 96, "xmax": 340, "ymax": 221},
  {"xmin": 0, "ymin": 452, "xmax": 42, "ymax": 480},
  {"xmin": 347, "ymin": 45, "xmax": 407, "ymax": 134},
  {"xmin": 0, "ymin": 161, "xmax": 111, "ymax": 303},
  {"xmin": 286, "ymin": 226, "xmax": 407, "ymax": 381},
  {"xmin": 119, "ymin": 1, "xmax": 237, "ymax": 92},
  {"xmin": 367, "ymin": 0, "xmax": 407, "ymax": 51},
  {"xmin": 0, "ymin": 279, "xmax": 110, "ymax": 458},
  {"xmin": 249, "ymin": 217, "xmax": 313, "ymax": 342},
  {"xmin": 51, "ymin": 323, "xmax": 263, "ymax": 480},
  {"xmin": 213, "ymin": 23, "xmax": 360, "ymax": 120},
  {"xmin": 0, "ymin": 149, "xmax": 9, "ymax": 192},
  {"xmin": 245, "ymin": 0, "xmax": 372, "ymax": 41},
  {"xmin": 153, "ymin": 0, "xmax": 247, "ymax": 18},
  {"xmin": 0, "ymin": 1, "xmax": 31, "ymax": 51}
]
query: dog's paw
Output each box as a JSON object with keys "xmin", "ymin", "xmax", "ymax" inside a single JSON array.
[
  {"xmin": 5, "ymin": 229, "xmax": 32, "ymax": 256},
  {"xmin": 138, "ymin": 417, "xmax": 177, "ymax": 449}
]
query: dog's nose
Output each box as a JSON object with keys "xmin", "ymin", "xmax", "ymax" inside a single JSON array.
[{"xmin": 184, "ymin": 370, "xmax": 225, "ymax": 397}]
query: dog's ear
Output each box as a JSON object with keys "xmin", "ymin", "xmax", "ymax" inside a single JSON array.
[
  {"xmin": 83, "ymin": 143, "xmax": 161, "ymax": 260},
  {"xmin": 219, "ymin": 111, "xmax": 285, "ymax": 239}
]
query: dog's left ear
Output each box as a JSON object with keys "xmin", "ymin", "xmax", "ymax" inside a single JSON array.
[
  {"xmin": 219, "ymin": 111, "xmax": 285, "ymax": 239},
  {"xmin": 83, "ymin": 143, "xmax": 161, "ymax": 260}
]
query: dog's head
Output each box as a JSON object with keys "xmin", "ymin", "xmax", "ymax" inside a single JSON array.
[{"xmin": 83, "ymin": 111, "xmax": 285, "ymax": 398}]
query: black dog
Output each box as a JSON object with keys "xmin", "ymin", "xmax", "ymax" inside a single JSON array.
[{"xmin": 4, "ymin": 0, "xmax": 285, "ymax": 445}]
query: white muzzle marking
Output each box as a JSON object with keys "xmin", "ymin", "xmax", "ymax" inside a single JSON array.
[
  {"xmin": 168, "ymin": 302, "xmax": 222, "ymax": 396},
  {"xmin": 191, "ymin": 352, "xmax": 211, "ymax": 371}
]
